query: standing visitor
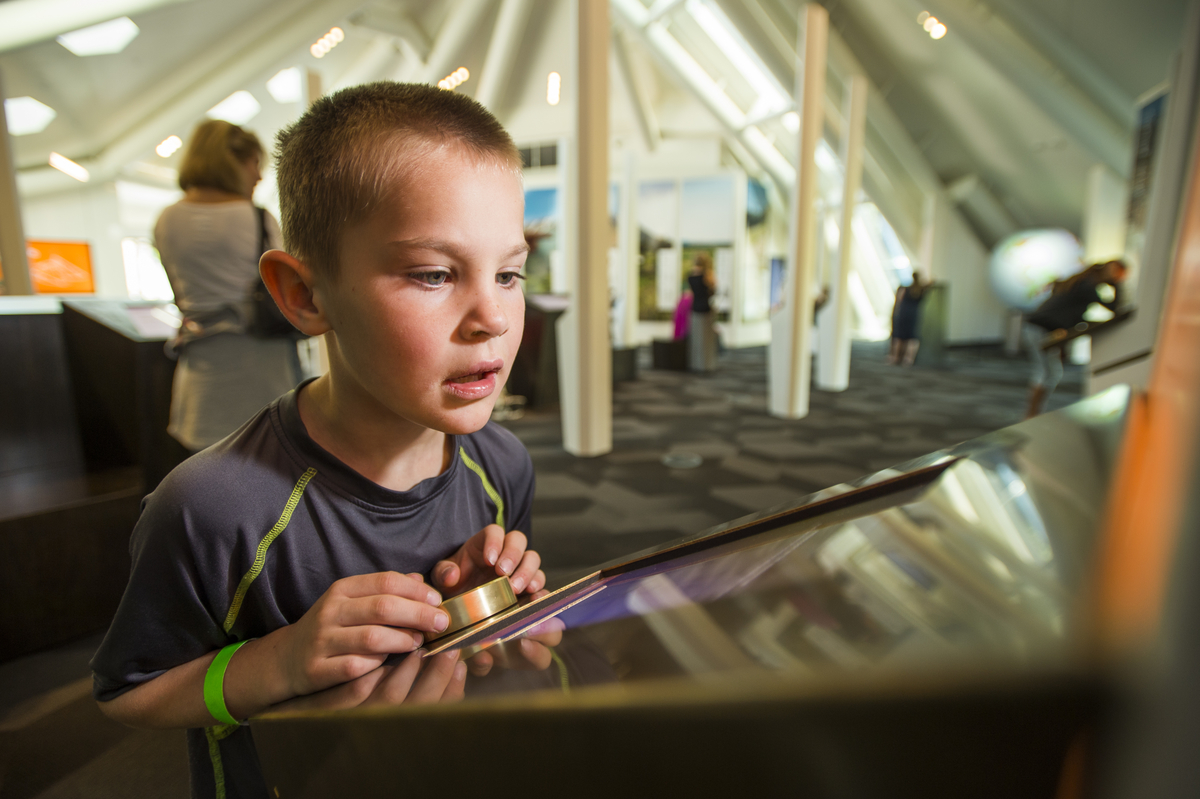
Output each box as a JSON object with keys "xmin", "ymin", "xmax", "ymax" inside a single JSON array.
[
  {"xmin": 156, "ymin": 120, "xmax": 303, "ymax": 451},
  {"xmin": 888, "ymin": 271, "xmax": 928, "ymax": 366},
  {"xmin": 687, "ymin": 252, "xmax": 717, "ymax": 372}
]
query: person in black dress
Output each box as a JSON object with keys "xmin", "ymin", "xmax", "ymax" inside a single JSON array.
[
  {"xmin": 688, "ymin": 252, "xmax": 717, "ymax": 372},
  {"xmin": 888, "ymin": 271, "xmax": 928, "ymax": 366}
]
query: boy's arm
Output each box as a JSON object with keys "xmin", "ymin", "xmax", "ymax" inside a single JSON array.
[{"xmin": 99, "ymin": 571, "xmax": 451, "ymax": 728}]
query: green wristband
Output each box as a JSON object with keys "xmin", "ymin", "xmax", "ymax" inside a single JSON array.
[{"xmin": 204, "ymin": 640, "xmax": 251, "ymax": 726}]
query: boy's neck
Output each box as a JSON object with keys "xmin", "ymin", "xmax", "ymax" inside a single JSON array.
[{"xmin": 296, "ymin": 374, "xmax": 451, "ymax": 493}]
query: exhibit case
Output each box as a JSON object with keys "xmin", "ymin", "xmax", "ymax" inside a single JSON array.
[{"xmin": 252, "ymin": 386, "xmax": 1131, "ymax": 798}]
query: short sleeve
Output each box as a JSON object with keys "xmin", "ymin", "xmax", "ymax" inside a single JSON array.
[{"xmin": 90, "ymin": 475, "xmax": 232, "ymax": 702}]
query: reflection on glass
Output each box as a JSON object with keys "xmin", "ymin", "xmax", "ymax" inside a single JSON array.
[{"xmin": 446, "ymin": 387, "xmax": 1127, "ymax": 701}]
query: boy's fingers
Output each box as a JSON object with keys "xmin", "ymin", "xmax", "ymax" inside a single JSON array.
[
  {"xmin": 527, "ymin": 569, "xmax": 546, "ymax": 594},
  {"xmin": 495, "ymin": 530, "xmax": 528, "ymax": 577},
  {"xmin": 336, "ymin": 624, "xmax": 425, "ymax": 655},
  {"xmin": 334, "ymin": 571, "xmax": 441, "ymax": 606},
  {"xmin": 406, "ymin": 651, "xmax": 461, "ymax": 705},
  {"xmin": 465, "ymin": 650, "xmax": 494, "ymax": 677},
  {"xmin": 363, "ymin": 651, "xmax": 424, "ymax": 706},
  {"xmin": 431, "ymin": 560, "xmax": 459, "ymax": 591},
  {"xmin": 519, "ymin": 638, "xmax": 553, "ymax": 670},
  {"xmin": 508, "ymin": 550, "xmax": 541, "ymax": 593},
  {"xmin": 441, "ymin": 661, "xmax": 468, "ymax": 703},
  {"xmin": 335, "ymin": 596, "xmax": 450, "ymax": 636},
  {"xmin": 473, "ymin": 524, "xmax": 506, "ymax": 568}
]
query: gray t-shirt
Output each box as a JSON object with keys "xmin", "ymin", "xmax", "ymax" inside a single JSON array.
[
  {"xmin": 155, "ymin": 200, "xmax": 283, "ymax": 318},
  {"xmin": 91, "ymin": 384, "xmax": 534, "ymax": 799}
]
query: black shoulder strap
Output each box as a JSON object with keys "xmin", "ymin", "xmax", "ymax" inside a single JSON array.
[{"xmin": 255, "ymin": 206, "xmax": 268, "ymax": 256}]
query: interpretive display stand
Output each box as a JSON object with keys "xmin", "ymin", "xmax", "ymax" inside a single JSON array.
[{"xmin": 254, "ymin": 387, "xmax": 1131, "ymax": 798}]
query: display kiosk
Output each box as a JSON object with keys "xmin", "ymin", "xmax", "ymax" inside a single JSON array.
[{"xmin": 252, "ymin": 386, "xmax": 1130, "ymax": 797}]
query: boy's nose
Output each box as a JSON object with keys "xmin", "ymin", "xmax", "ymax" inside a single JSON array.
[{"xmin": 462, "ymin": 288, "xmax": 509, "ymax": 340}]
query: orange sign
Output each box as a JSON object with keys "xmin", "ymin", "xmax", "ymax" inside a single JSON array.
[{"xmin": 0, "ymin": 240, "xmax": 95, "ymax": 293}]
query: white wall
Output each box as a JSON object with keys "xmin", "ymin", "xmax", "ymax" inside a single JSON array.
[
  {"xmin": 21, "ymin": 183, "xmax": 127, "ymax": 297},
  {"xmin": 927, "ymin": 192, "xmax": 1008, "ymax": 343}
]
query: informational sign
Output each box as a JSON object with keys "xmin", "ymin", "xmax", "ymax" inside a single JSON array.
[
  {"xmin": 655, "ymin": 247, "xmax": 681, "ymax": 311},
  {"xmin": 1, "ymin": 240, "xmax": 96, "ymax": 293}
]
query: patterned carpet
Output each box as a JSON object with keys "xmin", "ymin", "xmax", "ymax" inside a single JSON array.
[
  {"xmin": 0, "ymin": 341, "xmax": 1079, "ymax": 798},
  {"xmin": 500, "ymin": 342, "xmax": 1081, "ymax": 584}
]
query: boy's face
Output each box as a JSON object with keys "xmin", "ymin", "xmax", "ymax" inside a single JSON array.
[{"xmin": 320, "ymin": 144, "xmax": 527, "ymax": 437}]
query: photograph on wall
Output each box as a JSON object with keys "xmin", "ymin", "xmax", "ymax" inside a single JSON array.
[
  {"xmin": 524, "ymin": 187, "xmax": 558, "ymax": 295},
  {"xmin": 638, "ymin": 180, "xmax": 678, "ymax": 321}
]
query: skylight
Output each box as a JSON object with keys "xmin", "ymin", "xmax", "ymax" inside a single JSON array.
[
  {"xmin": 266, "ymin": 68, "xmax": 302, "ymax": 104},
  {"xmin": 685, "ymin": 0, "xmax": 789, "ymax": 120},
  {"xmin": 57, "ymin": 17, "xmax": 140, "ymax": 56},
  {"xmin": 207, "ymin": 91, "xmax": 261, "ymax": 125},
  {"xmin": 4, "ymin": 96, "xmax": 56, "ymax": 136}
]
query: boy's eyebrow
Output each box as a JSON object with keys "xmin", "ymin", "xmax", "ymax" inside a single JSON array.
[{"xmin": 391, "ymin": 237, "xmax": 530, "ymax": 260}]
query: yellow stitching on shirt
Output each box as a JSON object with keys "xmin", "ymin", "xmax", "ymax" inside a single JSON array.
[
  {"xmin": 222, "ymin": 468, "xmax": 317, "ymax": 633},
  {"xmin": 459, "ymin": 447, "xmax": 505, "ymax": 528}
]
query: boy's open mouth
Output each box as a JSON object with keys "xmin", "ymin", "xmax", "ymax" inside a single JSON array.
[{"xmin": 444, "ymin": 360, "xmax": 504, "ymax": 399}]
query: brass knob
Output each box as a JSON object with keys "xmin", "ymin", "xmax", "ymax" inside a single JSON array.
[{"xmin": 428, "ymin": 575, "xmax": 517, "ymax": 642}]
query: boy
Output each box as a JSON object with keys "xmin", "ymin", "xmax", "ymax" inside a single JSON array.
[{"xmin": 91, "ymin": 82, "xmax": 542, "ymax": 798}]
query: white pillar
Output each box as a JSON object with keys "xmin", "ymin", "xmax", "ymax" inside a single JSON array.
[
  {"xmin": 1082, "ymin": 163, "xmax": 1128, "ymax": 263},
  {"xmin": 0, "ymin": 68, "xmax": 32, "ymax": 295},
  {"xmin": 769, "ymin": 3, "xmax": 827, "ymax": 419},
  {"xmin": 620, "ymin": 150, "xmax": 639, "ymax": 349},
  {"xmin": 557, "ymin": 0, "xmax": 612, "ymax": 456},
  {"xmin": 817, "ymin": 75, "xmax": 867, "ymax": 392}
]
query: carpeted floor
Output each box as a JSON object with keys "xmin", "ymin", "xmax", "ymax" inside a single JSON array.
[
  {"xmin": 507, "ymin": 342, "xmax": 1080, "ymax": 584},
  {"xmin": 0, "ymin": 341, "xmax": 1079, "ymax": 798}
]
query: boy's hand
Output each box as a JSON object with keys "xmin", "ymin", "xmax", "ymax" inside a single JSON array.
[
  {"xmin": 268, "ymin": 650, "xmax": 466, "ymax": 714},
  {"xmin": 276, "ymin": 571, "xmax": 450, "ymax": 698},
  {"xmin": 465, "ymin": 607, "xmax": 565, "ymax": 677},
  {"xmin": 432, "ymin": 524, "xmax": 545, "ymax": 596}
]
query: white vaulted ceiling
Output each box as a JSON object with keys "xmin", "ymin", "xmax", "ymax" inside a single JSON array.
[{"xmin": 0, "ymin": 0, "xmax": 1193, "ymax": 237}]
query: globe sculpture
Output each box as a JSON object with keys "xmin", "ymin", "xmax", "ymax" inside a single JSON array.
[{"xmin": 989, "ymin": 229, "xmax": 1083, "ymax": 311}]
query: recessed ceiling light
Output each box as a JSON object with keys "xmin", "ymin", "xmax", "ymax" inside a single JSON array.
[
  {"xmin": 782, "ymin": 111, "xmax": 800, "ymax": 133},
  {"xmin": 4, "ymin": 96, "xmax": 56, "ymax": 136},
  {"xmin": 546, "ymin": 72, "xmax": 561, "ymax": 105},
  {"xmin": 49, "ymin": 152, "xmax": 89, "ymax": 182},
  {"xmin": 57, "ymin": 17, "xmax": 140, "ymax": 56},
  {"xmin": 267, "ymin": 67, "xmax": 302, "ymax": 104},
  {"xmin": 156, "ymin": 135, "xmax": 182, "ymax": 158},
  {"xmin": 207, "ymin": 91, "xmax": 261, "ymax": 125},
  {"xmin": 437, "ymin": 67, "xmax": 470, "ymax": 91}
]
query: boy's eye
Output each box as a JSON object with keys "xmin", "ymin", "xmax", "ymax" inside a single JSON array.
[
  {"xmin": 498, "ymin": 272, "xmax": 526, "ymax": 287},
  {"xmin": 411, "ymin": 270, "xmax": 449, "ymax": 287}
]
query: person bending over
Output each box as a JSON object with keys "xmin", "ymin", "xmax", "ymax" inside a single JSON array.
[
  {"xmin": 1022, "ymin": 259, "xmax": 1127, "ymax": 417},
  {"xmin": 91, "ymin": 83, "xmax": 544, "ymax": 799}
]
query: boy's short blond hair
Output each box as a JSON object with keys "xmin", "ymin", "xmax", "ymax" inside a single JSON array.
[{"xmin": 274, "ymin": 81, "xmax": 521, "ymax": 280}]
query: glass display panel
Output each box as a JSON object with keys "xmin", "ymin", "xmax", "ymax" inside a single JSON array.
[{"xmin": 429, "ymin": 386, "xmax": 1128, "ymax": 700}]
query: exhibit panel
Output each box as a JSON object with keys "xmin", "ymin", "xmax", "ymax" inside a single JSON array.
[{"xmin": 253, "ymin": 386, "xmax": 1130, "ymax": 797}]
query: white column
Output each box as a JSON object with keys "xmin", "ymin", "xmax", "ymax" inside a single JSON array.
[
  {"xmin": 817, "ymin": 74, "xmax": 867, "ymax": 392},
  {"xmin": 768, "ymin": 3, "xmax": 827, "ymax": 419},
  {"xmin": 0, "ymin": 68, "xmax": 32, "ymax": 295},
  {"xmin": 620, "ymin": 150, "xmax": 639, "ymax": 349},
  {"xmin": 557, "ymin": 0, "xmax": 612, "ymax": 456},
  {"xmin": 1082, "ymin": 163, "xmax": 1128, "ymax": 263}
]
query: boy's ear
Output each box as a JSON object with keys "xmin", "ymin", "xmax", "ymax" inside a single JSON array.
[{"xmin": 259, "ymin": 250, "xmax": 331, "ymax": 337}]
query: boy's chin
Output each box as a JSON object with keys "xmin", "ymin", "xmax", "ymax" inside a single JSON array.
[{"xmin": 431, "ymin": 403, "xmax": 498, "ymax": 436}]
